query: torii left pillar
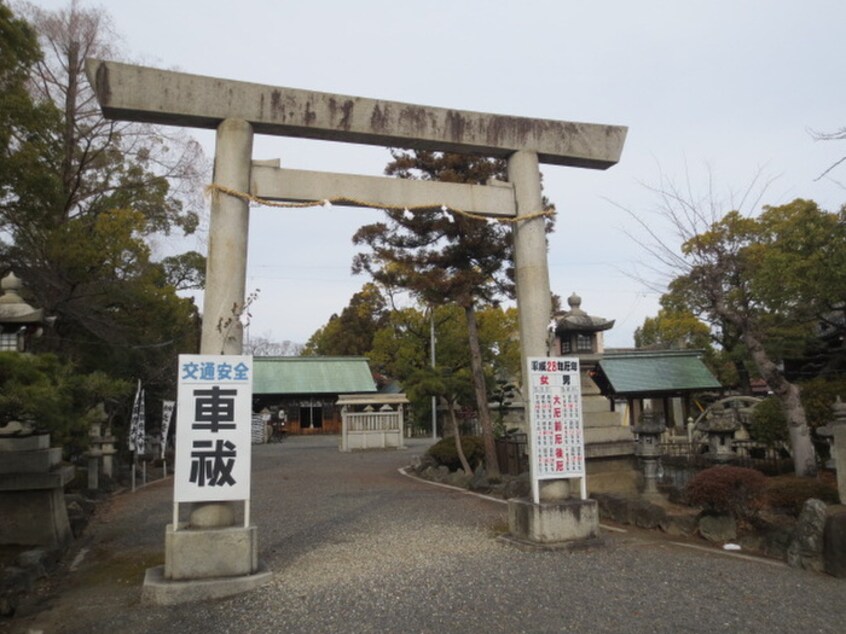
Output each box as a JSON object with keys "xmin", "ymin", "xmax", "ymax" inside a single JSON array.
[
  {"xmin": 201, "ymin": 118, "xmax": 253, "ymax": 357},
  {"xmin": 193, "ymin": 118, "xmax": 252, "ymax": 527},
  {"xmin": 144, "ymin": 118, "xmax": 271, "ymax": 605}
]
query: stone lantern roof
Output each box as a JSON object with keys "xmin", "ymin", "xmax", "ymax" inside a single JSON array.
[
  {"xmin": 0, "ymin": 272, "xmax": 44, "ymax": 324},
  {"xmin": 554, "ymin": 293, "xmax": 614, "ymax": 334}
]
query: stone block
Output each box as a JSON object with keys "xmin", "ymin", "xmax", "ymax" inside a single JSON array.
[
  {"xmin": 787, "ymin": 498, "xmax": 827, "ymax": 573},
  {"xmin": 0, "ymin": 465, "xmax": 74, "ymax": 491},
  {"xmin": 0, "ymin": 487, "xmax": 71, "ymax": 547},
  {"xmin": 164, "ymin": 523, "xmax": 258, "ymax": 580},
  {"xmin": 142, "ymin": 563, "xmax": 272, "ymax": 605},
  {"xmin": 823, "ymin": 507, "xmax": 846, "ymax": 578},
  {"xmin": 0, "ymin": 434, "xmax": 49, "ymax": 453},
  {"xmin": 508, "ymin": 497, "xmax": 599, "ymax": 544},
  {"xmin": 0, "ymin": 447, "xmax": 62, "ymax": 474}
]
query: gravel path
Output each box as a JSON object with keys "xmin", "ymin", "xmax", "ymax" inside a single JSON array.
[{"xmin": 4, "ymin": 436, "xmax": 845, "ymax": 634}]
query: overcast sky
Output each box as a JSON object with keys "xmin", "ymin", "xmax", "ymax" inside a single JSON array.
[{"xmin": 28, "ymin": 0, "xmax": 846, "ymax": 348}]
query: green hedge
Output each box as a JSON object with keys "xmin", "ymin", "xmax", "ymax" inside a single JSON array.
[{"xmin": 426, "ymin": 435, "xmax": 486, "ymax": 471}]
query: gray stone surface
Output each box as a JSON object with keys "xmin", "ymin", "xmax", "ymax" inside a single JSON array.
[
  {"xmin": 84, "ymin": 61, "xmax": 627, "ymax": 169},
  {"xmin": 508, "ymin": 496, "xmax": 600, "ymax": 543},
  {"xmin": 141, "ymin": 564, "xmax": 272, "ymax": 606},
  {"xmin": 0, "ymin": 447, "xmax": 61, "ymax": 474},
  {"xmin": 0, "ymin": 465, "xmax": 74, "ymax": 492},
  {"xmin": 0, "ymin": 434, "xmax": 49, "ymax": 453},
  {"xmin": 252, "ymin": 165, "xmax": 517, "ymax": 217},
  {"xmin": 787, "ymin": 498, "xmax": 828, "ymax": 572},
  {"xmin": 200, "ymin": 117, "xmax": 253, "ymax": 356},
  {"xmin": 698, "ymin": 513, "xmax": 738, "ymax": 542},
  {"xmin": 164, "ymin": 524, "xmax": 258, "ymax": 580},
  {"xmin": 0, "ymin": 486, "xmax": 71, "ymax": 547},
  {"xmin": 6, "ymin": 436, "xmax": 846, "ymax": 634},
  {"xmin": 509, "ymin": 149, "xmax": 551, "ymax": 368}
]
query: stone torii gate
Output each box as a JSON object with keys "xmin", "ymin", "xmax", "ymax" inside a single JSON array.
[{"xmin": 86, "ymin": 59, "xmax": 626, "ymax": 596}]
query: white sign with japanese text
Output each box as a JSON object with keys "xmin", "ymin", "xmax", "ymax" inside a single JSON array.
[
  {"xmin": 175, "ymin": 355, "xmax": 253, "ymax": 503},
  {"xmin": 527, "ymin": 357, "xmax": 585, "ymax": 488}
]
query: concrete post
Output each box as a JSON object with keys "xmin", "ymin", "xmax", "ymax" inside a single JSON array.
[{"xmin": 201, "ymin": 118, "xmax": 254, "ymax": 355}]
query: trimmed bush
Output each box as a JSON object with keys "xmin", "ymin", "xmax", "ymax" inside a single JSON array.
[
  {"xmin": 765, "ymin": 475, "xmax": 839, "ymax": 517},
  {"xmin": 426, "ymin": 435, "xmax": 486, "ymax": 471},
  {"xmin": 748, "ymin": 397, "xmax": 788, "ymax": 446},
  {"xmin": 684, "ymin": 465, "xmax": 767, "ymax": 521}
]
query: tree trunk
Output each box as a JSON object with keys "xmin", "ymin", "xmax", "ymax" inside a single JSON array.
[
  {"xmin": 445, "ymin": 397, "xmax": 472, "ymax": 475},
  {"xmin": 464, "ymin": 303, "xmax": 500, "ymax": 478},
  {"xmin": 744, "ymin": 329, "xmax": 817, "ymax": 476}
]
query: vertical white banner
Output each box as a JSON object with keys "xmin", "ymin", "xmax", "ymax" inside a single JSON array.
[
  {"xmin": 527, "ymin": 357, "xmax": 585, "ymax": 503},
  {"xmin": 161, "ymin": 400, "xmax": 175, "ymax": 459},
  {"xmin": 128, "ymin": 380, "xmax": 146, "ymax": 453},
  {"xmin": 174, "ymin": 355, "xmax": 253, "ymax": 503}
]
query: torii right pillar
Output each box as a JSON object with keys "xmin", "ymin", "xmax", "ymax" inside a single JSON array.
[{"xmin": 507, "ymin": 150, "xmax": 600, "ymax": 547}]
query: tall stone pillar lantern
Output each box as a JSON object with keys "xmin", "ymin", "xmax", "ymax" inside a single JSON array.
[{"xmin": 633, "ymin": 411, "xmax": 666, "ymax": 497}]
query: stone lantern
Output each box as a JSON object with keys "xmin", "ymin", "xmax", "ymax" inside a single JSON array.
[
  {"xmin": 86, "ymin": 403, "xmax": 117, "ymax": 488},
  {"xmin": 633, "ymin": 410, "xmax": 666, "ymax": 496},
  {"xmin": 697, "ymin": 405, "xmax": 740, "ymax": 463},
  {"xmin": 551, "ymin": 293, "xmax": 615, "ymax": 359},
  {"xmin": 0, "ymin": 272, "xmax": 45, "ymax": 352}
]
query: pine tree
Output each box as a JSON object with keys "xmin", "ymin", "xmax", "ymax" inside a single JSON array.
[{"xmin": 353, "ymin": 150, "xmax": 513, "ymax": 476}]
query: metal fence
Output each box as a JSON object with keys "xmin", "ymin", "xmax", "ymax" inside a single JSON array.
[
  {"xmin": 496, "ymin": 433, "xmax": 529, "ymax": 476},
  {"xmin": 657, "ymin": 440, "xmax": 795, "ymax": 490},
  {"xmin": 730, "ymin": 440, "xmax": 794, "ymax": 475}
]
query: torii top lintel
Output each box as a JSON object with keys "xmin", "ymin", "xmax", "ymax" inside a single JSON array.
[{"xmin": 85, "ymin": 59, "xmax": 627, "ymax": 170}]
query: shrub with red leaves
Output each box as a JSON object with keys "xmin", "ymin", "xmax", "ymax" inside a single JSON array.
[{"xmin": 685, "ymin": 465, "xmax": 768, "ymax": 520}]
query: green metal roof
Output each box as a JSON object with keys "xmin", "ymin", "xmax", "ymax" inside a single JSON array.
[
  {"xmin": 596, "ymin": 351, "xmax": 722, "ymax": 396},
  {"xmin": 252, "ymin": 357, "xmax": 377, "ymax": 395}
]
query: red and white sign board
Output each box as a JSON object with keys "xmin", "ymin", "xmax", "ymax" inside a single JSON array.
[{"xmin": 527, "ymin": 357, "xmax": 585, "ymax": 503}]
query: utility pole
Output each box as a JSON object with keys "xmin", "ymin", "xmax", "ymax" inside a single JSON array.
[{"xmin": 430, "ymin": 306, "xmax": 437, "ymax": 440}]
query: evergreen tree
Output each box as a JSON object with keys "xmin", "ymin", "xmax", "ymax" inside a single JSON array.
[
  {"xmin": 1, "ymin": 2, "xmax": 203, "ymax": 394},
  {"xmin": 353, "ymin": 150, "xmax": 514, "ymax": 476},
  {"xmin": 303, "ymin": 283, "xmax": 389, "ymax": 356}
]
